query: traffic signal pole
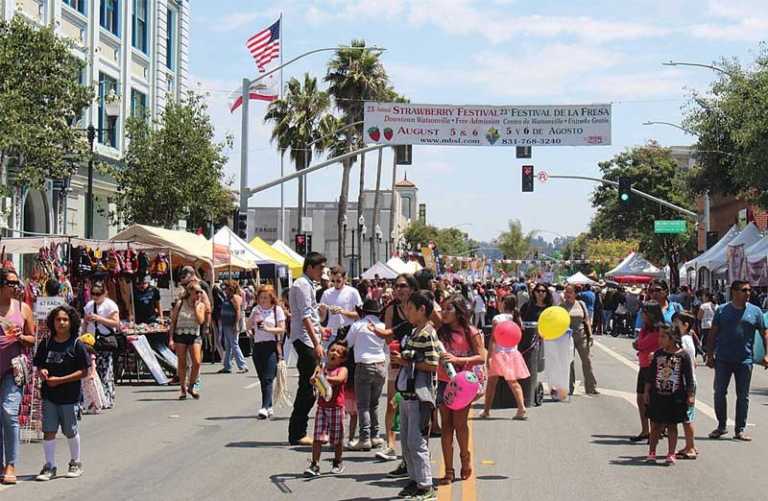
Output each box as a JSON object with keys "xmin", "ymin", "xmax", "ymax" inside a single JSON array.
[{"xmin": 546, "ymin": 174, "xmax": 697, "ymax": 219}]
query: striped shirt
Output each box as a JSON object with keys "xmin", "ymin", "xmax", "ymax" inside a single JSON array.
[{"xmin": 401, "ymin": 324, "xmax": 440, "ymax": 367}]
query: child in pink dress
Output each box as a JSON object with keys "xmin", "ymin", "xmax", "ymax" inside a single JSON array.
[{"xmin": 480, "ymin": 296, "xmax": 530, "ymax": 420}]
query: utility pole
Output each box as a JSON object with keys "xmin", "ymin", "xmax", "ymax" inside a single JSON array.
[{"xmin": 238, "ymin": 78, "xmax": 250, "ymax": 216}]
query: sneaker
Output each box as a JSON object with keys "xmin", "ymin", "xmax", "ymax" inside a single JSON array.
[
  {"xmin": 349, "ymin": 439, "xmax": 372, "ymax": 451},
  {"xmin": 376, "ymin": 447, "xmax": 398, "ymax": 461},
  {"xmin": 237, "ymin": 368, "xmax": 249, "ymax": 374},
  {"xmin": 371, "ymin": 437, "xmax": 386, "ymax": 448},
  {"xmin": 36, "ymin": 464, "xmax": 57, "ymax": 481},
  {"xmin": 388, "ymin": 461, "xmax": 409, "ymax": 478},
  {"xmin": 646, "ymin": 453, "xmax": 657, "ymax": 463},
  {"xmin": 267, "ymin": 408, "xmax": 274, "ymax": 418},
  {"xmin": 345, "ymin": 439, "xmax": 359, "ymax": 450},
  {"xmin": 398, "ymin": 481, "xmax": 418, "ymax": 498},
  {"xmin": 330, "ymin": 462, "xmax": 345, "ymax": 475},
  {"xmin": 304, "ymin": 463, "xmax": 320, "ymax": 477},
  {"xmin": 257, "ymin": 408, "xmax": 268, "ymax": 420},
  {"xmin": 217, "ymin": 368, "xmax": 231, "ymax": 374},
  {"xmin": 65, "ymin": 460, "xmax": 83, "ymax": 478},
  {"xmin": 408, "ymin": 487, "xmax": 437, "ymax": 500}
]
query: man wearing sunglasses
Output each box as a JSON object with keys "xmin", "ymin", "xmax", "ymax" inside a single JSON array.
[
  {"xmin": 320, "ymin": 266, "xmax": 362, "ymax": 347},
  {"xmin": 706, "ymin": 280, "xmax": 768, "ymax": 442},
  {"xmin": 634, "ymin": 280, "xmax": 682, "ymax": 332}
]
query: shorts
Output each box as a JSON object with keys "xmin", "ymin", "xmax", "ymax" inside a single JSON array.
[
  {"xmin": 685, "ymin": 404, "xmax": 696, "ymax": 424},
  {"xmin": 173, "ymin": 333, "xmax": 202, "ymax": 345},
  {"xmin": 636, "ymin": 367, "xmax": 654, "ymax": 394},
  {"xmin": 42, "ymin": 400, "xmax": 80, "ymax": 438},
  {"xmin": 314, "ymin": 405, "xmax": 344, "ymax": 444}
]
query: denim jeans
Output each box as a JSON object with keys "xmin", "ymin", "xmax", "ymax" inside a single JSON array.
[
  {"xmin": 0, "ymin": 373, "xmax": 21, "ymax": 466},
  {"xmin": 221, "ymin": 321, "xmax": 247, "ymax": 371},
  {"xmin": 602, "ymin": 310, "xmax": 614, "ymax": 333},
  {"xmin": 354, "ymin": 362, "xmax": 386, "ymax": 442},
  {"xmin": 252, "ymin": 341, "xmax": 278, "ymax": 409},
  {"xmin": 400, "ymin": 398, "xmax": 433, "ymax": 489},
  {"xmin": 714, "ymin": 360, "xmax": 753, "ymax": 433},
  {"xmin": 288, "ymin": 341, "xmax": 318, "ymax": 443}
]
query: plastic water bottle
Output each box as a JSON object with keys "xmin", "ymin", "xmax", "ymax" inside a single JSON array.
[{"xmin": 436, "ymin": 341, "xmax": 457, "ymax": 379}]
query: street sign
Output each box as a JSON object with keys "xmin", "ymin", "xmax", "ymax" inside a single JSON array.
[
  {"xmin": 654, "ymin": 220, "xmax": 687, "ymax": 234},
  {"xmin": 537, "ymin": 171, "xmax": 549, "ymax": 183},
  {"xmin": 516, "ymin": 146, "xmax": 532, "ymax": 158}
]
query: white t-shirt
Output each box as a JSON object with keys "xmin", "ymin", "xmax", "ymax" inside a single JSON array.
[
  {"xmin": 473, "ymin": 293, "xmax": 486, "ymax": 313},
  {"xmin": 321, "ymin": 285, "xmax": 363, "ymax": 331},
  {"xmin": 84, "ymin": 298, "xmax": 120, "ymax": 335},
  {"xmin": 249, "ymin": 304, "xmax": 286, "ymax": 343},
  {"xmin": 345, "ymin": 315, "xmax": 386, "ymax": 364},
  {"xmin": 699, "ymin": 302, "xmax": 715, "ymax": 329},
  {"xmin": 681, "ymin": 334, "xmax": 697, "ymax": 384}
]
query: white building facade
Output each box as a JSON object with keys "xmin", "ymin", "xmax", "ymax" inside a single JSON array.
[{"xmin": 1, "ymin": 0, "xmax": 190, "ymax": 239}]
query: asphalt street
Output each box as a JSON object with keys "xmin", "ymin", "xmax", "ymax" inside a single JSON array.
[{"xmin": 3, "ymin": 336, "xmax": 767, "ymax": 501}]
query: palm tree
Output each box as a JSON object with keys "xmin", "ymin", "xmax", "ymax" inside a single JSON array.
[
  {"xmin": 326, "ymin": 40, "xmax": 388, "ymax": 271},
  {"xmin": 264, "ymin": 73, "xmax": 330, "ymax": 238}
]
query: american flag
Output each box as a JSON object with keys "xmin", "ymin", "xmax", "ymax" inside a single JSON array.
[{"xmin": 247, "ymin": 19, "xmax": 280, "ymax": 72}]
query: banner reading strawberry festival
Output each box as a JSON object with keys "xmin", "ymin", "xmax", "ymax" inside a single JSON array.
[{"xmin": 363, "ymin": 102, "xmax": 611, "ymax": 147}]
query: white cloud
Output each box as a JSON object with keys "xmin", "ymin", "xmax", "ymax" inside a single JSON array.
[
  {"xmin": 305, "ymin": 0, "xmax": 668, "ymax": 44},
  {"xmin": 688, "ymin": 0, "xmax": 768, "ymax": 41},
  {"xmin": 706, "ymin": 0, "xmax": 768, "ymax": 19},
  {"xmin": 585, "ymin": 69, "xmax": 686, "ymax": 101}
]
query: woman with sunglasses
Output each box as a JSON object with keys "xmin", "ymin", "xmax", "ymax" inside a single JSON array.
[
  {"xmin": 630, "ymin": 301, "xmax": 663, "ymax": 442},
  {"xmin": 0, "ymin": 269, "xmax": 36, "ymax": 484},
  {"xmin": 169, "ymin": 283, "xmax": 208, "ymax": 399},
  {"xmin": 371, "ymin": 273, "xmax": 417, "ymax": 465},
  {"xmin": 83, "ymin": 284, "xmax": 120, "ymax": 409}
]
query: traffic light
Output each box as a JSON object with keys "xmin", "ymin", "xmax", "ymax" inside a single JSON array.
[
  {"xmin": 236, "ymin": 212, "xmax": 248, "ymax": 239},
  {"xmin": 516, "ymin": 146, "xmax": 532, "ymax": 159},
  {"xmin": 618, "ymin": 176, "xmax": 631, "ymax": 206},
  {"xmin": 522, "ymin": 165, "xmax": 534, "ymax": 192},
  {"xmin": 294, "ymin": 233, "xmax": 307, "ymax": 256}
]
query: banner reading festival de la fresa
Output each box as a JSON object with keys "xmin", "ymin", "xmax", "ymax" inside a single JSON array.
[{"xmin": 363, "ymin": 102, "xmax": 611, "ymax": 147}]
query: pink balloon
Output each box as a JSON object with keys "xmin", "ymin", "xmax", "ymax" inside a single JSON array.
[
  {"xmin": 494, "ymin": 321, "xmax": 522, "ymax": 347},
  {"xmin": 444, "ymin": 371, "xmax": 480, "ymax": 410}
]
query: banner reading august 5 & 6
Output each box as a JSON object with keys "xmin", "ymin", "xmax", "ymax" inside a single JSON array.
[{"xmin": 363, "ymin": 102, "xmax": 611, "ymax": 147}]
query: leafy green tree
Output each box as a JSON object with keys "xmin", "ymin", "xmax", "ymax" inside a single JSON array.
[
  {"xmin": 264, "ymin": 74, "xmax": 330, "ymax": 232},
  {"xmin": 0, "ymin": 17, "xmax": 93, "ymax": 196},
  {"xmin": 589, "ymin": 142, "xmax": 696, "ymax": 288},
  {"xmin": 495, "ymin": 219, "xmax": 532, "ymax": 259},
  {"xmin": 403, "ymin": 220, "xmax": 478, "ymax": 256},
  {"xmin": 113, "ymin": 92, "xmax": 232, "ymax": 229},
  {"xmin": 325, "ymin": 40, "xmax": 389, "ymax": 261},
  {"xmin": 683, "ymin": 51, "xmax": 768, "ymax": 208}
]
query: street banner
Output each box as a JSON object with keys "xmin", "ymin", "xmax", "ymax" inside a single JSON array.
[
  {"xmin": 363, "ymin": 102, "xmax": 611, "ymax": 147},
  {"xmin": 727, "ymin": 244, "xmax": 746, "ymax": 283},
  {"xmin": 747, "ymin": 257, "xmax": 768, "ymax": 287}
]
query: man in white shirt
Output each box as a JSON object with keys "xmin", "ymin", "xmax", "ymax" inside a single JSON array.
[{"xmin": 320, "ymin": 266, "xmax": 362, "ymax": 346}]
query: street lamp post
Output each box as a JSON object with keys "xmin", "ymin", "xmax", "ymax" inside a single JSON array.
[
  {"xmin": 79, "ymin": 123, "xmax": 114, "ymax": 239},
  {"xmin": 372, "ymin": 224, "xmax": 382, "ymax": 265},
  {"xmin": 358, "ymin": 215, "xmax": 367, "ymax": 277},
  {"xmin": 239, "ymin": 48, "xmax": 384, "ymax": 216}
]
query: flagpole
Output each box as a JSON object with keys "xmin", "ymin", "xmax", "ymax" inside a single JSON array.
[{"xmin": 279, "ymin": 12, "xmax": 285, "ymax": 243}]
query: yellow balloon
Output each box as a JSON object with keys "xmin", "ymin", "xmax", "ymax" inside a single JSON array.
[{"xmin": 538, "ymin": 306, "xmax": 571, "ymax": 341}]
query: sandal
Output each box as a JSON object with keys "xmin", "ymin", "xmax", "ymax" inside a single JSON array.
[
  {"xmin": 734, "ymin": 433, "xmax": 752, "ymax": 442},
  {"xmin": 1, "ymin": 473, "xmax": 17, "ymax": 485},
  {"xmin": 437, "ymin": 468, "xmax": 455, "ymax": 486},
  {"xmin": 188, "ymin": 387, "xmax": 200, "ymax": 400},
  {"xmin": 675, "ymin": 450, "xmax": 697, "ymax": 460},
  {"xmin": 513, "ymin": 413, "xmax": 528, "ymax": 421},
  {"xmin": 178, "ymin": 393, "xmax": 187, "ymax": 400},
  {"xmin": 460, "ymin": 452, "xmax": 472, "ymax": 480}
]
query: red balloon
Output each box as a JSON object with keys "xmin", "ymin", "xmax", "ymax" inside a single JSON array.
[{"xmin": 494, "ymin": 321, "xmax": 522, "ymax": 347}]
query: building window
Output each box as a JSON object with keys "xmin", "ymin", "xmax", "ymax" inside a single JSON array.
[
  {"xmin": 98, "ymin": 73, "xmax": 119, "ymax": 148},
  {"xmin": 131, "ymin": 89, "xmax": 147, "ymax": 120},
  {"xmin": 132, "ymin": 0, "xmax": 148, "ymax": 53},
  {"xmin": 63, "ymin": 0, "xmax": 86, "ymax": 15},
  {"xmin": 165, "ymin": 7, "xmax": 176, "ymax": 70},
  {"xmin": 100, "ymin": 0, "xmax": 119, "ymax": 36}
]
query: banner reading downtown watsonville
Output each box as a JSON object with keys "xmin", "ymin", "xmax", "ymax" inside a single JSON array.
[{"xmin": 363, "ymin": 102, "xmax": 611, "ymax": 147}]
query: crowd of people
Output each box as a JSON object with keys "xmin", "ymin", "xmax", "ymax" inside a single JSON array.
[{"xmin": 1, "ymin": 251, "xmax": 767, "ymax": 499}]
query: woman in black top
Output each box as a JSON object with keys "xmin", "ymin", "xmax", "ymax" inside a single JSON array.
[{"xmin": 375, "ymin": 273, "xmax": 417, "ymax": 464}]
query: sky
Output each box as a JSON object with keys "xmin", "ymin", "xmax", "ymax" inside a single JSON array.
[{"xmin": 188, "ymin": 0, "xmax": 768, "ymax": 243}]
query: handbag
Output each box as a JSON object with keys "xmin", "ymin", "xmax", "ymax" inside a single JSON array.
[
  {"xmin": 11, "ymin": 353, "xmax": 31, "ymax": 387},
  {"xmin": 92, "ymin": 301, "xmax": 122, "ymax": 352}
]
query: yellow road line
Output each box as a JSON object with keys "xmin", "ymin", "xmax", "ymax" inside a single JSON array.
[
  {"xmin": 437, "ymin": 430, "xmax": 452, "ymax": 501},
  {"xmin": 462, "ymin": 415, "xmax": 477, "ymax": 501}
]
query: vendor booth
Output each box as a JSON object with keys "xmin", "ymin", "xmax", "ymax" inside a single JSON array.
[
  {"xmin": 696, "ymin": 223, "xmax": 761, "ymax": 290},
  {"xmin": 566, "ymin": 271, "xmax": 597, "ymax": 285},
  {"xmin": 362, "ymin": 261, "xmax": 398, "ymax": 280},
  {"xmin": 249, "ymin": 235, "xmax": 303, "ymax": 279},
  {"xmin": 605, "ymin": 252, "xmax": 664, "ymax": 283},
  {"xmin": 213, "ymin": 226, "xmax": 288, "ymax": 286},
  {"xmin": 272, "ymin": 239, "xmax": 305, "ymax": 267}
]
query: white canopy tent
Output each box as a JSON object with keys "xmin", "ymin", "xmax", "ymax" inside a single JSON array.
[
  {"xmin": 361, "ymin": 262, "xmax": 398, "ymax": 280},
  {"xmin": 745, "ymin": 234, "xmax": 768, "ymax": 263},
  {"xmin": 272, "ymin": 239, "xmax": 305, "ymax": 266},
  {"xmin": 111, "ymin": 224, "xmax": 215, "ymax": 267},
  {"xmin": 212, "ymin": 226, "xmax": 280, "ymax": 267},
  {"xmin": 705, "ymin": 223, "xmax": 762, "ymax": 273},
  {"xmin": 684, "ymin": 225, "xmax": 738, "ymax": 272},
  {"xmin": 605, "ymin": 252, "xmax": 665, "ymax": 279},
  {"xmin": 566, "ymin": 271, "xmax": 597, "ymax": 285},
  {"xmin": 385, "ymin": 257, "xmax": 423, "ymax": 275}
]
